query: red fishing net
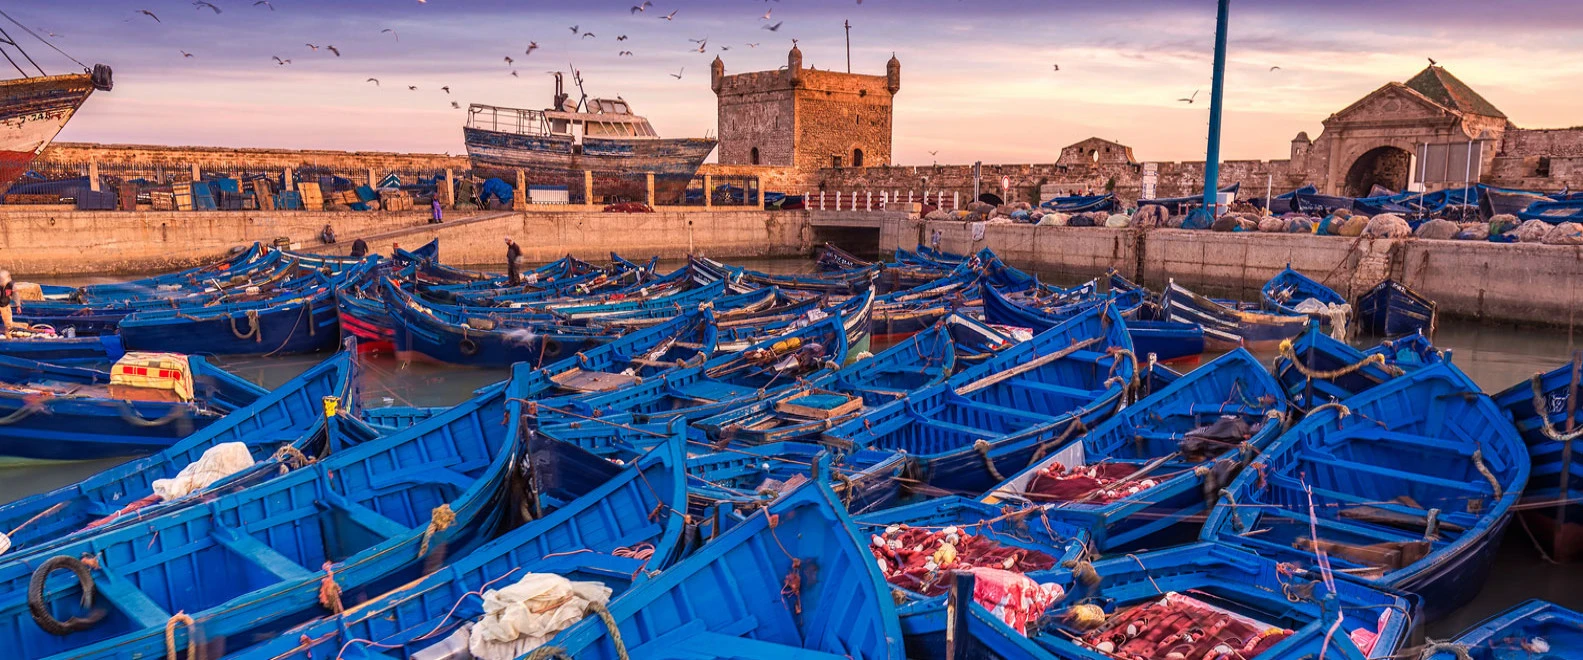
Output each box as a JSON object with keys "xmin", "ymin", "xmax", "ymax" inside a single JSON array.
[
  {"xmin": 1078, "ymin": 592, "xmax": 1293, "ymax": 658},
  {"xmin": 1025, "ymin": 462, "xmax": 1156, "ymax": 504},
  {"xmin": 870, "ymin": 524, "xmax": 1058, "ymax": 596}
]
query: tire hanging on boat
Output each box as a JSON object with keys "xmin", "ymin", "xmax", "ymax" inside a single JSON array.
[{"xmin": 28, "ymin": 555, "xmax": 106, "ymax": 636}]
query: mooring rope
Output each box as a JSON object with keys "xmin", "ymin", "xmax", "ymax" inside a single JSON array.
[
  {"xmin": 418, "ymin": 504, "xmax": 456, "ymax": 557},
  {"xmin": 164, "ymin": 611, "xmax": 201, "ymax": 660},
  {"xmin": 1530, "ymin": 372, "xmax": 1583, "ymax": 441},
  {"xmin": 1278, "ymin": 339, "xmax": 1400, "ymax": 380}
]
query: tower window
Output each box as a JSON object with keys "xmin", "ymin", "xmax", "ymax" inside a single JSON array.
[
  {"xmin": 853, "ymin": 148, "xmax": 865, "ymax": 167},
  {"xmin": 832, "ymin": 155, "xmax": 844, "ymax": 168},
  {"xmin": 750, "ymin": 147, "xmax": 760, "ymax": 165},
  {"xmin": 1538, "ymin": 156, "xmax": 1552, "ymax": 177}
]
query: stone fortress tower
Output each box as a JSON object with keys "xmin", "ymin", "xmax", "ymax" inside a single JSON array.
[{"xmin": 711, "ymin": 46, "xmax": 899, "ymax": 170}]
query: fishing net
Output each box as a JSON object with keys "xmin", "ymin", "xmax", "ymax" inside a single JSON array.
[
  {"xmin": 1457, "ymin": 222, "xmax": 1490, "ymax": 240},
  {"xmin": 1038, "ymin": 212, "xmax": 1069, "ymax": 226},
  {"xmin": 870, "ymin": 525, "xmax": 1057, "ymax": 597},
  {"xmin": 1414, "ymin": 219, "xmax": 1459, "ymax": 240},
  {"xmin": 1105, "ymin": 213, "xmax": 1131, "ymax": 228},
  {"xmin": 1076, "ymin": 592, "xmax": 1294, "ymax": 658},
  {"xmin": 969, "ymin": 568, "xmax": 1067, "ymax": 635},
  {"xmin": 1338, "ymin": 215, "xmax": 1368, "ymax": 237},
  {"xmin": 1364, "ymin": 213, "xmax": 1411, "ymax": 238},
  {"xmin": 1544, "ymin": 222, "xmax": 1583, "ymax": 245},
  {"xmin": 1514, "ymin": 219, "xmax": 1551, "ymax": 243},
  {"xmin": 1294, "ymin": 298, "xmax": 1352, "ymax": 339},
  {"xmin": 1132, "ymin": 204, "xmax": 1169, "ymax": 228},
  {"xmin": 469, "ymin": 573, "xmax": 613, "ymax": 660},
  {"xmin": 1258, "ymin": 217, "xmax": 1286, "ymax": 233}
]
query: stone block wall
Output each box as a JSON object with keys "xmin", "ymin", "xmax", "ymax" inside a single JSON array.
[
  {"xmin": 714, "ymin": 70, "xmax": 798, "ymax": 167},
  {"xmin": 38, "ymin": 142, "xmax": 468, "ymax": 177},
  {"xmin": 793, "ymin": 70, "xmax": 894, "ymax": 171}
]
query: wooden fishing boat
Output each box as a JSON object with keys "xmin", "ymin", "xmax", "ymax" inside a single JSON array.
[
  {"xmin": 42, "ymin": 243, "xmax": 267, "ymax": 303},
  {"xmin": 855, "ymin": 498, "xmax": 1090, "ymax": 660},
  {"xmin": 0, "ymin": 364, "xmax": 526, "ymax": 658},
  {"xmin": 895, "ymin": 247, "xmax": 966, "ymax": 270},
  {"xmin": 981, "ymin": 283, "xmax": 1202, "ymax": 363},
  {"xmin": 1262, "ymin": 265, "xmax": 1351, "ymax": 334},
  {"xmin": 0, "ymin": 352, "xmax": 265, "ymax": 461},
  {"xmin": 0, "ymin": 348, "xmax": 357, "ymax": 557},
  {"xmin": 941, "ymin": 542, "xmax": 1414, "ymax": 659},
  {"xmin": 537, "ymin": 480, "xmax": 905, "ymax": 659},
  {"xmin": 1273, "ymin": 323, "xmax": 1445, "ymax": 410},
  {"xmin": 1202, "ymin": 361, "xmax": 1529, "ymax": 621},
  {"xmin": 984, "ymin": 348, "xmax": 1286, "ymax": 551},
  {"xmin": 1160, "ymin": 279, "xmax": 1307, "ymax": 351},
  {"xmin": 821, "ymin": 305, "xmax": 1133, "ymax": 494},
  {"xmin": 1356, "ymin": 278, "xmax": 1437, "ymax": 339},
  {"xmin": 944, "ymin": 313, "xmax": 1021, "ymax": 366},
  {"xmin": 707, "ymin": 287, "xmax": 873, "ymax": 360},
  {"xmin": 222, "ymin": 420, "xmax": 691, "ymax": 660},
  {"xmin": 1493, "ymin": 352, "xmax": 1583, "ymax": 563},
  {"xmin": 691, "ymin": 255, "xmax": 879, "ymax": 296},
  {"xmin": 383, "ymin": 282, "xmax": 619, "ymax": 367},
  {"xmin": 0, "ymin": 65, "xmax": 113, "ymax": 191},
  {"xmin": 1422, "ymin": 600, "xmax": 1582, "ymax": 660},
  {"xmin": 463, "ymin": 81, "xmax": 716, "ymax": 204},
  {"xmin": 818, "ymin": 242, "xmax": 874, "ymax": 271}
]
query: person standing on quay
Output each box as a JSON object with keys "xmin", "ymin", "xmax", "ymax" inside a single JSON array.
[
  {"xmin": 431, "ymin": 197, "xmax": 443, "ymax": 224},
  {"xmin": 505, "ymin": 237, "xmax": 522, "ymax": 286},
  {"xmin": 0, "ymin": 271, "xmax": 17, "ymax": 334}
]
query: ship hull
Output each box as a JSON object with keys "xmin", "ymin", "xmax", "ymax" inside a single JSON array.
[
  {"xmin": 0, "ymin": 72, "xmax": 98, "ymax": 188},
  {"xmin": 463, "ymin": 126, "xmax": 716, "ymax": 204}
]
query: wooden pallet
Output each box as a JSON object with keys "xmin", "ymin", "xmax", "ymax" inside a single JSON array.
[
  {"xmin": 774, "ymin": 390, "xmax": 863, "ymax": 419},
  {"xmin": 298, "ymin": 182, "xmax": 323, "ymax": 209}
]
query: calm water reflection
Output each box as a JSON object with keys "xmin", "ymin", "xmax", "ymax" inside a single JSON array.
[{"xmin": 7, "ymin": 257, "xmax": 1578, "ymax": 638}]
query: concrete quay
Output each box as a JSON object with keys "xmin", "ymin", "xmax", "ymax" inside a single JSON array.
[{"xmin": 882, "ymin": 216, "xmax": 1583, "ymax": 328}]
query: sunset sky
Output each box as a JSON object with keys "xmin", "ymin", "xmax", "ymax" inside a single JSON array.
[{"xmin": 13, "ymin": 0, "xmax": 1583, "ymax": 165}]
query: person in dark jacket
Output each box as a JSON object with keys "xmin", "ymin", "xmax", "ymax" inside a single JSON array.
[
  {"xmin": 350, "ymin": 238, "xmax": 369, "ymax": 258},
  {"xmin": 320, "ymin": 223, "xmax": 337, "ymax": 244},
  {"xmin": 505, "ymin": 237, "xmax": 522, "ymax": 285}
]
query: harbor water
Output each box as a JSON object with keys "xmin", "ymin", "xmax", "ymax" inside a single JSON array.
[{"xmin": 5, "ymin": 256, "xmax": 1579, "ymax": 640}]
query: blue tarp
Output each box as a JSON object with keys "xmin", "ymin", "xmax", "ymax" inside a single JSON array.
[{"xmin": 480, "ymin": 178, "xmax": 513, "ymax": 205}]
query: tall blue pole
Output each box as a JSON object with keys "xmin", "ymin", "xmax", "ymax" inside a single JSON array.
[{"xmin": 1201, "ymin": 0, "xmax": 1230, "ymax": 216}]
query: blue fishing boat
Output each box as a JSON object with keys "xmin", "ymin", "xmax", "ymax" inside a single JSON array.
[
  {"xmin": 537, "ymin": 480, "xmax": 905, "ymax": 659},
  {"xmin": 1518, "ymin": 198, "xmax": 1583, "ymax": 224},
  {"xmin": 1160, "ymin": 279, "xmax": 1307, "ymax": 351},
  {"xmin": 1273, "ymin": 322, "xmax": 1444, "ymax": 410},
  {"xmin": 383, "ymin": 282, "xmax": 619, "ymax": 367},
  {"xmin": 981, "ymin": 283, "xmax": 1202, "ymax": 363},
  {"xmin": 1202, "ymin": 361, "xmax": 1529, "ymax": 621},
  {"xmin": 1040, "ymin": 193, "xmax": 1116, "ymax": 213},
  {"xmin": 984, "ymin": 348, "xmax": 1287, "ymax": 551},
  {"xmin": 1493, "ymin": 353, "xmax": 1583, "ymax": 563},
  {"xmin": 1356, "ymin": 278, "xmax": 1437, "ymax": 339},
  {"xmin": 692, "ymin": 255, "xmax": 878, "ymax": 295},
  {"xmin": 116, "ymin": 270, "xmax": 349, "ymax": 356},
  {"xmin": 537, "ymin": 308, "xmax": 857, "ymax": 426},
  {"xmin": 224, "ymin": 419, "xmax": 691, "ymax": 660},
  {"xmin": 0, "ymin": 363, "xmax": 525, "ymax": 658},
  {"xmin": 855, "ymin": 497, "xmax": 1089, "ymax": 660},
  {"xmin": 0, "ymin": 348, "xmax": 357, "ymax": 557},
  {"xmin": 941, "ymin": 542, "xmax": 1414, "ymax": 659},
  {"xmin": 821, "ymin": 305, "xmax": 1132, "ymax": 493},
  {"xmin": 1422, "ymin": 600, "xmax": 1582, "ymax": 659},
  {"xmin": 1262, "ymin": 265, "xmax": 1352, "ymax": 333},
  {"xmin": 0, "ymin": 352, "xmax": 264, "ymax": 461},
  {"xmin": 0, "ymin": 334, "xmax": 123, "ymax": 365},
  {"xmin": 818, "ymin": 242, "xmax": 875, "ymax": 271},
  {"xmin": 696, "ymin": 322, "xmax": 955, "ymax": 447}
]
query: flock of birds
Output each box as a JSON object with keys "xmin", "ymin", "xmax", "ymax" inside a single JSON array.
[{"xmin": 118, "ymin": 0, "xmax": 823, "ymax": 113}]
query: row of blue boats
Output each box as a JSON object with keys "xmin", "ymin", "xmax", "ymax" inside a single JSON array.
[{"xmin": 0, "ymin": 241, "xmax": 1574, "ymax": 659}]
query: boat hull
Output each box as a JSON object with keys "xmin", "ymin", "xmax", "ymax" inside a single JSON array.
[
  {"xmin": 0, "ymin": 72, "xmax": 99, "ymax": 189},
  {"xmin": 1357, "ymin": 278, "xmax": 1437, "ymax": 338},
  {"xmin": 463, "ymin": 126, "xmax": 716, "ymax": 204}
]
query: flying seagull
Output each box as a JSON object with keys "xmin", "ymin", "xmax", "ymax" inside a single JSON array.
[
  {"xmin": 253, "ymin": 1, "xmax": 274, "ymax": 9},
  {"xmin": 504, "ymin": 56, "xmax": 514, "ymax": 65},
  {"xmin": 746, "ymin": 42, "xmax": 759, "ymax": 48},
  {"xmin": 1269, "ymin": 65, "xmax": 1281, "ymax": 71},
  {"xmin": 569, "ymin": 25, "xmax": 579, "ymax": 33},
  {"xmin": 272, "ymin": 56, "xmax": 292, "ymax": 65},
  {"xmin": 582, "ymin": 32, "xmax": 596, "ymax": 39},
  {"xmin": 382, "ymin": 28, "xmax": 399, "ymax": 41},
  {"xmin": 137, "ymin": 9, "xmax": 161, "ymax": 22},
  {"xmin": 306, "ymin": 43, "xmax": 319, "ymax": 51},
  {"xmin": 326, "ymin": 45, "xmax": 340, "ymax": 56},
  {"xmin": 617, "ymin": 35, "xmax": 628, "ymax": 41},
  {"xmin": 366, "ymin": 78, "xmax": 380, "ymax": 86},
  {"xmin": 451, "ymin": 101, "xmax": 461, "ymax": 109},
  {"xmin": 619, "ymin": 50, "xmax": 633, "ymax": 56},
  {"xmin": 408, "ymin": 85, "xmax": 418, "ymax": 91},
  {"xmin": 1428, "ymin": 57, "xmax": 1437, "ymax": 66},
  {"xmin": 761, "ymin": 8, "xmax": 772, "ymax": 19},
  {"xmin": 670, "ymin": 67, "xmax": 684, "ymax": 79},
  {"xmin": 762, "ymin": 21, "xmax": 782, "ymax": 31},
  {"xmin": 1177, "ymin": 89, "xmax": 1199, "ymax": 103},
  {"xmin": 631, "ymin": 1, "xmax": 652, "ymax": 13},
  {"xmin": 660, "ymin": 9, "xmax": 678, "ymax": 20},
  {"xmin": 180, "ymin": 50, "xmax": 194, "ymax": 58},
  {"xmin": 192, "ymin": 1, "xmax": 222, "ymax": 14},
  {"xmin": 526, "ymin": 41, "xmax": 539, "ymax": 55},
  {"xmin": 1052, "ymin": 63, "xmax": 1059, "ymax": 71},
  {"xmin": 441, "ymin": 85, "xmax": 450, "ymax": 93},
  {"xmin": 511, "ymin": 70, "xmax": 519, "ymax": 77}
]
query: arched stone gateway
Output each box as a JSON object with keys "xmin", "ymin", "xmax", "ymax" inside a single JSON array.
[{"xmin": 1342, "ymin": 146, "xmax": 1413, "ymax": 197}]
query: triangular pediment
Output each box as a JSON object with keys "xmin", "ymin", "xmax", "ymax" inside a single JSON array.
[{"xmin": 1328, "ymin": 84, "xmax": 1453, "ymax": 125}]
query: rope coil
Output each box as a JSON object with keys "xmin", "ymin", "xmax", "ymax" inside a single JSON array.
[
  {"xmin": 164, "ymin": 611, "xmax": 201, "ymax": 660},
  {"xmin": 317, "ymin": 561, "xmax": 343, "ymax": 614},
  {"xmin": 229, "ymin": 310, "xmax": 262, "ymax": 343},
  {"xmin": 1278, "ymin": 339, "xmax": 1400, "ymax": 380},
  {"xmin": 972, "ymin": 439, "xmax": 1004, "ymax": 482},
  {"xmin": 418, "ymin": 504, "xmax": 456, "ymax": 557}
]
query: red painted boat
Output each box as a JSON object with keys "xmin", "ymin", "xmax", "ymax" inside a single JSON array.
[
  {"xmin": 0, "ymin": 65, "xmax": 112, "ymax": 190},
  {"xmin": 463, "ymin": 73, "xmax": 715, "ymax": 205}
]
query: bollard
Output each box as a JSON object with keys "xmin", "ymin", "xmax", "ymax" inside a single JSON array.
[
  {"xmin": 867, "ymin": 191, "xmax": 873, "ymax": 211},
  {"xmin": 953, "ymin": 192, "xmax": 960, "ymax": 209},
  {"xmin": 820, "ymin": 191, "xmax": 826, "ymax": 210},
  {"xmin": 836, "ymin": 191, "xmax": 842, "ymax": 210}
]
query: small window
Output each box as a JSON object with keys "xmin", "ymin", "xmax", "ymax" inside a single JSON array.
[
  {"xmin": 832, "ymin": 155, "xmax": 843, "ymax": 168},
  {"xmin": 750, "ymin": 147, "xmax": 760, "ymax": 165},
  {"xmin": 853, "ymin": 148, "xmax": 865, "ymax": 168},
  {"xmin": 1538, "ymin": 156, "xmax": 1552, "ymax": 178}
]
